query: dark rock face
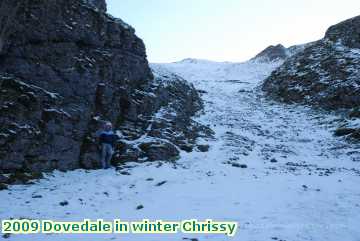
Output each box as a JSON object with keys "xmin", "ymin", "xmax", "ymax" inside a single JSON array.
[
  {"xmin": 262, "ymin": 15, "xmax": 360, "ymax": 110},
  {"xmin": 0, "ymin": 0, "xmax": 210, "ymax": 176},
  {"xmin": 112, "ymin": 67, "xmax": 213, "ymax": 164},
  {"xmin": 83, "ymin": 0, "xmax": 107, "ymax": 12},
  {"xmin": 334, "ymin": 127, "xmax": 360, "ymax": 142},
  {"xmin": 325, "ymin": 15, "xmax": 360, "ymax": 49},
  {"xmin": 253, "ymin": 44, "xmax": 289, "ymax": 62}
]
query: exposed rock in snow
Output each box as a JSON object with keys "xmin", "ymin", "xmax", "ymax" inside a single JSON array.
[
  {"xmin": 263, "ymin": 15, "xmax": 360, "ymax": 111},
  {"xmin": 325, "ymin": 15, "xmax": 360, "ymax": 49},
  {"xmin": 252, "ymin": 44, "xmax": 289, "ymax": 62},
  {"xmin": 251, "ymin": 42, "xmax": 313, "ymax": 63},
  {"xmin": 112, "ymin": 66, "xmax": 213, "ymax": 164}
]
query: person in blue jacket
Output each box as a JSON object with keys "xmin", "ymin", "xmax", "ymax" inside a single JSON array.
[{"xmin": 99, "ymin": 122, "xmax": 118, "ymax": 169}]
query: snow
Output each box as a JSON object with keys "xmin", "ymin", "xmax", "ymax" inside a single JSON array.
[
  {"xmin": 151, "ymin": 64, "xmax": 190, "ymax": 88},
  {"xmin": 43, "ymin": 108, "xmax": 71, "ymax": 118},
  {"xmin": 153, "ymin": 58, "xmax": 283, "ymax": 82},
  {"xmin": 1, "ymin": 58, "xmax": 360, "ymax": 241},
  {"xmin": 287, "ymin": 42, "xmax": 316, "ymax": 57}
]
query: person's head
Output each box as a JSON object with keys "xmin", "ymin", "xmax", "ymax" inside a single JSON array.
[{"xmin": 104, "ymin": 122, "xmax": 112, "ymax": 131}]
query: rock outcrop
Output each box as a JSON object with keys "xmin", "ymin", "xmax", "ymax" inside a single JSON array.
[
  {"xmin": 325, "ymin": 16, "xmax": 360, "ymax": 49},
  {"xmin": 262, "ymin": 15, "xmax": 360, "ymax": 110},
  {"xmin": 0, "ymin": 0, "xmax": 210, "ymax": 179},
  {"xmin": 252, "ymin": 44, "xmax": 289, "ymax": 62},
  {"xmin": 251, "ymin": 43, "xmax": 311, "ymax": 63},
  {"xmin": 114, "ymin": 66, "xmax": 213, "ymax": 164},
  {"xmin": 262, "ymin": 15, "xmax": 360, "ymax": 142},
  {"xmin": 83, "ymin": 0, "xmax": 107, "ymax": 12}
]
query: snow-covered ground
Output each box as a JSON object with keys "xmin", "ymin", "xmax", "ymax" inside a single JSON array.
[
  {"xmin": 157, "ymin": 58, "xmax": 282, "ymax": 81},
  {"xmin": 1, "ymin": 59, "xmax": 360, "ymax": 241}
]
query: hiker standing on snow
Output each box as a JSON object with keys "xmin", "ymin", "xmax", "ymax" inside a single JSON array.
[{"xmin": 99, "ymin": 122, "xmax": 118, "ymax": 169}]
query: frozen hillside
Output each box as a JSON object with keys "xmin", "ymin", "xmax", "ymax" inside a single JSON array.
[
  {"xmin": 1, "ymin": 51, "xmax": 359, "ymax": 241},
  {"xmin": 157, "ymin": 42, "xmax": 308, "ymax": 82},
  {"xmin": 156, "ymin": 58, "xmax": 283, "ymax": 82},
  {"xmin": 1, "ymin": 1, "xmax": 359, "ymax": 241}
]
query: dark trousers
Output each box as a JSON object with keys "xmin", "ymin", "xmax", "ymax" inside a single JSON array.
[{"xmin": 100, "ymin": 143, "xmax": 113, "ymax": 169}]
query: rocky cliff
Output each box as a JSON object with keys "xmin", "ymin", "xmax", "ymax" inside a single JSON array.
[
  {"xmin": 0, "ymin": 0, "xmax": 209, "ymax": 181},
  {"xmin": 262, "ymin": 15, "xmax": 360, "ymax": 141},
  {"xmin": 262, "ymin": 16, "xmax": 360, "ymax": 110}
]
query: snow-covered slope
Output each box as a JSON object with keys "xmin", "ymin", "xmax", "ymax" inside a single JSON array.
[
  {"xmin": 155, "ymin": 42, "xmax": 311, "ymax": 83},
  {"xmin": 153, "ymin": 58, "xmax": 284, "ymax": 82},
  {"xmin": 1, "ymin": 56, "xmax": 360, "ymax": 241}
]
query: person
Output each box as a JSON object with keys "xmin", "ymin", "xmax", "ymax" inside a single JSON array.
[{"xmin": 98, "ymin": 122, "xmax": 118, "ymax": 169}]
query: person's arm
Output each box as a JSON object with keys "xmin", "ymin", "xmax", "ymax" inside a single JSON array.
[
  {"xmin": 95, "ymin": 129, "xmax": 103, "ymax": 137},
  {"xmin": 111, "ymin": 133, "xmax": 119, "ymax": 147}
]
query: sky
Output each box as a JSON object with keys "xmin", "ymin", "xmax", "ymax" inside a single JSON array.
[{"xmin": 106, "ymin": 0, "xmax": 360, "ymax": 63}]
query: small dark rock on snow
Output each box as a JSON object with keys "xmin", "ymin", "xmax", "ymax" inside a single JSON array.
[
  {"xmin": 197, "ymin": 144, "xmax": 210, "ymax": 152},
  {"xmin": 59, "ymin": 201, "xmax": 69, "ymax": 206},
  {"xmin": 232, "ymin": 163, "xmax": 248, "ymax": 168},
  {"xmin": 155, "ymin": 181, "xmax": 167, "ymax": 186},
  {"xmin": 136, "ymin": 205, "xmax": 144, "ymax": 210},
  {"xmin": 183, "ymin": 238, "xmax": 199, "ymax": 241},
  {"xmin": 119, "ymin": 171, "xmax": 131, "ymax": 176},
  {"xmin": 2, "ymin": 234, "xmax": 11, "ymax": 239}
]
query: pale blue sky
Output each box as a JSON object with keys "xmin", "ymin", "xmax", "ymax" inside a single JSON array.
[{"xmin": 106, "ymin": 0, "xmax": 360, "ymax": 63}]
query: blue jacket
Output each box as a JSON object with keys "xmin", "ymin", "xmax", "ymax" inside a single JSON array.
[{"xmin": 99, "ymin": 131, "xmax": 118, "ymax": 147}]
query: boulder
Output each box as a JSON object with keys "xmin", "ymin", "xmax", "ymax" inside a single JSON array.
[
  {"xmin": 334, "ymin": 128, "xmax": 357, "ymax": 137},
  {"xmin": 139, "ymin": 141, "xmax": 179, "ymax": 162}
]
